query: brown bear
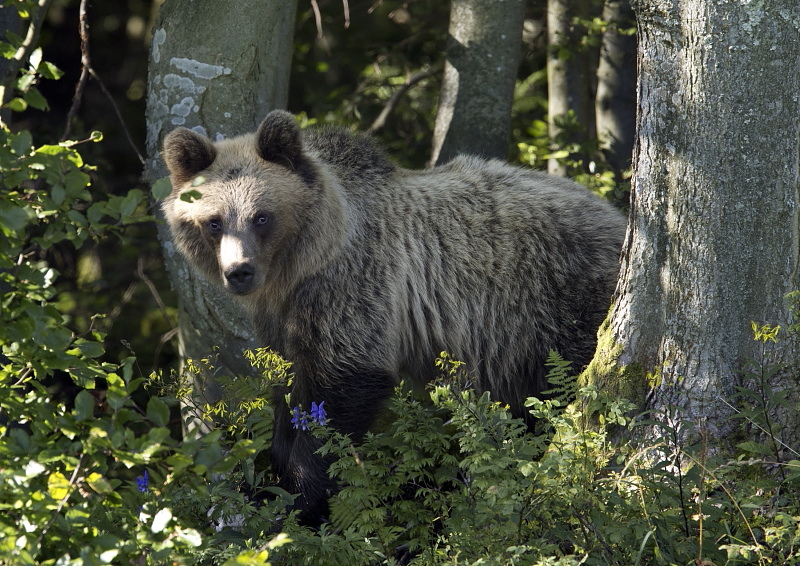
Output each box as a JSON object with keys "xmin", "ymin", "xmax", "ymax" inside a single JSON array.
[{"xmin": 161, "ymin": 110, "xmax": 626, "ymax": 525}]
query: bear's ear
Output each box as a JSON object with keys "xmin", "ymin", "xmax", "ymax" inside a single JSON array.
[
  {"xmin": 162, "ymin": 128, "xmax": 217, "ymax": 186},
  {"xmin": 255, "ymin": 110, "xmax": 303, "ymax": 170}
]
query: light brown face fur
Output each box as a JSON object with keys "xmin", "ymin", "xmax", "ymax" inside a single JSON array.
[{"xmin": 162, "ymin": 129, "xmax": 341, "ymax": 307}]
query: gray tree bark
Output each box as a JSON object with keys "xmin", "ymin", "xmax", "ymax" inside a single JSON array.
[
  {"xmin": 546, "ymin": 0, "xmax": 597, "ymax": 176},
  {"xmin": 599, "ymin": 0, "xmax": 800, "ymax": 443},
  {"xmin": 145, "ymin": 0, "xmax": 297, "ymax": 435},
  {"xmin": 429, "ymin": 0, "xmax": 526, "ymax": 166},
  {"xmin": 594, "ymin": 0, "xmax": 636, "ymax": 176}
]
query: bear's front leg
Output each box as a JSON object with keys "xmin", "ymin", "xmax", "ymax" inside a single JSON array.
[{"xmin": 270, "ymin": 364, "xmax": 395, "ymax": 526}]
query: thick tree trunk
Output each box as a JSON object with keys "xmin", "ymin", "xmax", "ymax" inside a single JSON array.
[
  {"xmin": 590, "ymin": 0, "xmax": 800, "ymax": 444},
  {"xmin": 429, "ymin": 0, "xmax": 525, "ymax": 166},
  {"xmin": 145, "ymin": 0, "xmax": 297, "ymax": 435},
  {"xmin": 546, "ymin": 0, "xmax": 597, "ymax": 176},
  {"xmin": 594, "ymin": 0, "xmax": 636, "ymax": 176}
]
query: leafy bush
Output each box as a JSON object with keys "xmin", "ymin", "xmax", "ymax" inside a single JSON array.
[{"xmin": 167, "ymin": 342, "xmax": 800, "ymax": 566}]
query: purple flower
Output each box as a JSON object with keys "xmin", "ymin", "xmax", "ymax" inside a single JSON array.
[
  {"xmin": 291, "ymin": 402, "xmax": 328, "ymax": 430},
  {"xmin": 136, "ymin": 470, "xmax": 149, "ymax": 493},
  {"xmin": 310, "ymin": 401, "xmax": 327, "ymax": 426},
  {"xmin": 291, "ymin": 406, "xmax": 309, "ymax": 431}
]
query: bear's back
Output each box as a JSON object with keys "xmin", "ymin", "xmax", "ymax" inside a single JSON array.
[
  {"xmin": 304, "ymin": 127, "xmax": 396, "ymax": 189},
  {"xmin": 295, "ymin": 135, "xmax": 625, "ymax": 404}
]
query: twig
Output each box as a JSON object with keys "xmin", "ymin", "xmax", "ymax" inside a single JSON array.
[
  {"xmin": 60, "ymin": 0, "xmax": 90, "ymax": 142},
  {"xmin": 309, "ymin": 0, "xmax": 351, "ymax": 38},
  {"xmin": 137, "ymin": 255, "xmax": 180, "ymax": 373},
  {"xmin": 89, "ymin": 67, "xmax": 145, "ymax": 164},
  {"xmin": 718, "ymin": 396, "xmax": 800, "ymax": 458},
  {"xmin": 310, "ymin": 0, "xmax": 324, "ymax": 38},
  {"xmin": 137, "ymin": 255, "xmax": 174, "ymax": 331},
  {"xmin": 367, "ymin": 65, "xmax": 442, "ymax": 134},
  {"xmin": 60, "ymin": 0, "xmax": 145, "ymax": 164},
  {"xmin": 36, "ymin": 454, "xmax": 85, "ymax": 549}
]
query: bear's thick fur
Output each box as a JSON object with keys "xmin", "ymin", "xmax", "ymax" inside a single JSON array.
[{"xmin": 162, "ymin": 111, "xmax": 626, "ymax": 524}]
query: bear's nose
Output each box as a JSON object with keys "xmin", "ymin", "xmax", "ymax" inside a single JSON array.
[{"xmin": 225, "ymin": 263, "xmax": 255, "ymax": 293}]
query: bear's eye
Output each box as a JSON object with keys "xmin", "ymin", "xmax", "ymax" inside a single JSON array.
[
  {"xmin": 253, "ymin": 212, "xmax": 273, "ymax": 238},
  {"xmin": 208, "ymin": 218, "xmax": 223, "ymax": 235}
]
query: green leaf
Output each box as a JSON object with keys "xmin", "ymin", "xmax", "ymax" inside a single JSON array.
[
  {"xmin": 99, "ymin": 550, "xmax": 120, "ymax": 563},
  {"xmin": 48, "ymin": 471, "xmax": 71, "ymax": 500},
  {"xmin": 119, "ymin": 189, "xmax": 143, "ymax": 218},
  {"xmin": 87, "ymin": 201, "xmax": 108, "ymax": 224},
  {"xmin": 86, "ymin": 472, "xmax": 114, "ymax": 495},
  {"xmin": 16, "ymin": 72, "xmax": 35, "ymax": 92},
  {"xmin": 0, "ymin": 41, "xmax": 14, "ymax": 59},
  {"xmin": 38, "ymin": 61, "xmax": 64, "ymax": 80},
  {"xmin": 51, "ymin": 184, "xmax": 65, "ymax": 205},
  {"xmin": 66, "ymin": 209, "xmax": 88, "ymax": 228},
  {"xmin": 4, "ymin": 31, "xmax": 23, "ymax": 49},
  {"xmin": 69, "ymin": 366, "xmax": 97, "ymax": 389},
  {"xmin": 166, "ymin": 453, "xmax": 193, "ymax": 474},
  {"xmin": 105, "ymin": 374, "xmax": 128, "ymax": 410},
  {"xmin": 10, "ymin": 130, "xmax": 32, "ymax": 155},
  {"xmin": 737, "ymin": 441, "xmax": 773, "ymax": 456},
  {"xmin": 23, "ymin": 87, "xmax": 48, "ymax": 111},
  {"xmin": 34, "ymin": 323, "xmax": 72, "ymax": 351},
  {"xmin": 63, "ymin": 169, "xmax": 90, "ymax": 196},
  {"xmin": 74, "ymin": 390, "xmax": 95, "ymax": 422},
  {"xmin": 151, "ymin": 177, "xmax": 172, "ymax": 201},
  {"xmin": 0, "ymin": 201, "xmax": 34, "ymax": 233},
  {"xmin": 180, "ymin": 189, "xmax": 203, "ymax": 203},
  {"xmin": 147, "ymin": 397, "xmax": 170, "ymax": 428},
  {"xmin": 243, "ymin": 457, "xmax": 255, "ymax": 485},
  {"xmin": 75, "ymin": 339, "xmax": 105, "ymax": 358}
]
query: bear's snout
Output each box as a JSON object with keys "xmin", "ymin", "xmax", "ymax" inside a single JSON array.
[{"xmin": 224, "ymin": 263, "xmax": 256, "ymax": 295}]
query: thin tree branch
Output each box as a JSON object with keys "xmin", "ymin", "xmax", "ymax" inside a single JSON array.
[
  {"xmin": 61, "ymin": 0, "xmax": 145, "ymax": 164},
  {"xmin": 367, "ymin": 65, "xmax": 441, "ymax": 135},
  {"xmin": 61, "ymin": 0, "xmax": 90, "ymax": 142},
  {"xmin": 36, "ymin": 454, "xmax": 85, "ymax": 549},
  {"xmin": 310, "ymin": 0, "xmax": 323, "ymax": 38},
  {"xmin": 342, "ymin": 0, "xmax": 350, "ymax": 28},
  {"xmin": 309, "ymin": 0, "xmax": 350, "ymax": 37},
  {"xmin": 88, "ymin": 67, "xmax": 145, "ymax": 164}
]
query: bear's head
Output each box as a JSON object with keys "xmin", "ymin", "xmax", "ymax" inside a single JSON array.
[{"xmin": 161, "ymin": 111, "xmax": 344, "ymax": 304}]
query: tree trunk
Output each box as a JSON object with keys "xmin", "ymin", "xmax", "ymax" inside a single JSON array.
[
  {"xmin": 594, "ymin": 0, "xmax": 636, "ymax": 176},
  {"xmin": 546, "ymin": 0, "xmax": 597, "ymax": 176},
  {"xmin": 145, "ymin": 0, "xmax": 297, "ymax": 435},
  {"xmin": 589, "ymin": 0, "xmax": 800, "ymax": 444},
  {"xmin": 429, "ymin": 0, "xmax": 525, "ymax": 166}
]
